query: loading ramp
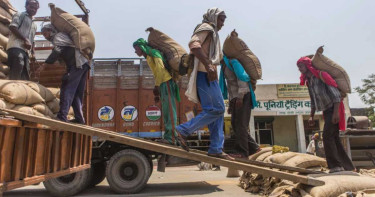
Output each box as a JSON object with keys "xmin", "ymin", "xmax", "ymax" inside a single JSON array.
[{"xmin": 0, "ymin": 108, "xmax": 325, "ymax": 188}]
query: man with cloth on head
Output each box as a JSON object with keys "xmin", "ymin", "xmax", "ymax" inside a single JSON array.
[
  {"xmin": 297, "ymin": 56, "xmax": 354, "ymax": 173},
  {"xmin": 175, "ymin": 7, "xmax": 233, "ymax": 161},
  {"xmin": 37, "ymin": 24, "xmax": 90, "ymax": 124},
  {"xmin": 7, "ymin": 0, "xmax": 39, "ymax": 80},
  {"xmin": 133, "ymin": 38, "xmax": 180, "ymax": 145},
  {"xmin": 219, "ymin": 30, "xmax": 261, "ymax": 159}
]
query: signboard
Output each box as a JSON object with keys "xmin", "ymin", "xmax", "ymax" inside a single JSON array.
[
  {"xmin": 145, "ymin": 106, "xmax": 161, "ymax": 121},
  {"xmin": 277, "ymin": 84, "xmax": 309, "ymax": 98},
  {"xmin": 253, "ymin": 100, "xmax": 318, "ymax": 115}
]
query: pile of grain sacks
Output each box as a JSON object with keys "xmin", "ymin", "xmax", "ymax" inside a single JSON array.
[
  {"xmin": 239, "ymin": 147, "xmax": 375, "ymax": 197},
  {"xmin": 0, "ymin": 79, "xmax": 74, "ymax": 119},
  {"xmin": 0, "ymin": 0, "xmax": 16, "ymax": 80}
]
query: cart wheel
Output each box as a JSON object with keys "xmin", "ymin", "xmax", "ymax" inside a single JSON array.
[
  {"xmin": 88, "ymin": 161, "xmax": 107, "ymax": 187},
  {"xmin": 106, "ymin": 149, "xmax": 150, "ymax": 194},
  {"xmin": 43, "ymin": 169, "xmax": 90, "ymax": 197}
]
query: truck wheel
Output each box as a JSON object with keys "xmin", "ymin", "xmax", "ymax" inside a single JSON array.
[
  {"xmin": 106, "ymin": 149, "xmax": 150, "ymax": 194},
  {"xmin": 43, "ymin": 169, "xmax": 90, "ymax": 197},
  {"xmin": 88, "ymin": 161, "xmax": 107, "ymax": 187}
]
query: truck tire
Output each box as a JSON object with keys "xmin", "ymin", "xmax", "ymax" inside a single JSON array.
[
  {"xmin": 88, "ymin": 161, "xmax": 107, "ymax": 187},
  {"xmin": 106, "ymin": 149, "xmax": 150, "ymax": 194},
  {"xmin": 43, "ymin": 169, "xmax": 90, "ymax": 197}
]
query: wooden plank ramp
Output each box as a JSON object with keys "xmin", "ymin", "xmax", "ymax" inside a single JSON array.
[{"xmin": 0, "ymin": 109, "xmax": 325, "ymax": 187}]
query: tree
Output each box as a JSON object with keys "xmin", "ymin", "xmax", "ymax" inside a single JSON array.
[{"xmin": 355, "ymin": 74, "xmax": 375, "ymax": 127}]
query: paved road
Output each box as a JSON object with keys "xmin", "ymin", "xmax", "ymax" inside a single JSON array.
[{"xmin": 5, "ymin": 165, "xmax": 259, "ymax": 197}]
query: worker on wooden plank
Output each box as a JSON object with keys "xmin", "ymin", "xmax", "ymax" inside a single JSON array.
[
  {"xmin": 37, "ymin": 24, "xmax": 89, "ymax": 124},
  {"xmin": 7, "ymin": 0, "xmax": 39, "ymax": 80},
  {"xmin": 297, "ymin": 57, "xmax": 355, "ymax": 173},
  {"xmin": 175, "ymin": 8, "xmax": 234, "ymax": 161},
  {"xmin": 133, "ymin": 38, "xmax": 180, "ymax": 145},
  {"xmin": 219, "ymin": 31, "xmax": 261, "ymax": 159}
]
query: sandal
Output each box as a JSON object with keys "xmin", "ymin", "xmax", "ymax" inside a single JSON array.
[{"xmin": 175, "ymin": 131, "xmax": 189, "ymax": 152}]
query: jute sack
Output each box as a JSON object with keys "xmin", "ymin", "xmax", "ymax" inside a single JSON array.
[
  {"xmin": 306, "ymin": 175, "xmax": 375, "ymax": 197},
  {"xmin": 0, "ymin": 0, "xmax": 17, "ymax": 15},
  {"xmin": 13, "ymin": 105, "xmax": 44, "ymax": 117},
  {"xmin": 0, "ymin": 63, "xmax": 9, "ymax": 75},
  {"xmin": 249, "ymin": 147, "xmax": 272, "ymax": 160},
  {"xmin": 32, "ymin": 103, "xmax": 55, "ymax": 118},
  {"xmin": 268, "ymin": 152, "xmax": 299, "ymax": 165},
  {"xmin": 0, "ymin": 14, "xmax": 10, "ymax": 25},
  {"xmin": 27, "ymin": 82, "xmax": 55, "ymax": 102},
  {"xmin": 223, "ymin": 30, "xmax": 262, "ymax": 80},
  {"xmin": 255, "ymin": 151, "xmax": 272, "ymax": 162},
  {"xmin": 0, "ymin": 33, "xmax": 8, "ymax": 49},
  {"xmin": 283, "ymin": 154, "xmax": 327, "ymax": 168},
  {"xmin": 0, "ymin": 47, "xmax": 7, "ymax": 62},
  {"xmin": 0, "ymin": 80, "xmax": 44, "ymax": 105},
  {"xmin": 311, "ymin": 46, "xmax": 351, "ymax": 94},
  {"xmin": 47, "ymin": 98, "xmax": 60, "ymax": 113},
  {"xmin": 0, "ymin": 71, "xmax": 5, "ymax": 79},
  {"xmin": 0, "ymin": 6, "xmax": 11, "ymax": 20},
  {"xmin": 50, "ymin": 3, "xmax": 95, "ymax": 60},
  {"xmin": 47, "ymin": 87, "xmax": 60, "ymax": 99},
  {"xmin": 0, "ymin": 98, "xmax": 14, "ymax": 109},
  {"xmin": 0, "ymin": 22, "xmax": 9, "ymax": 36},
  {"xmin": 146, "ymin": 27, "xmax": 188, "ymax": 76}
]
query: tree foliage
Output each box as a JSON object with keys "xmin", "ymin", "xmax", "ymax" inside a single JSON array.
[{"xmin": 355, "ymin": 74, "xmax": 375, "ymax": 127}]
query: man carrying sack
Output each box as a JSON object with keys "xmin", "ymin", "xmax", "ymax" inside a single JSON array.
[
  {"xmin": 133, "ymin": 38, "xmax": 180, "ymax": 145},
  {"xmin": 7, "ymin": 0, "xmax": 38, "ymax": 80},
  {"xmin": 219, "ymin": 41, "xmax": 261, "ymax": 159},
  {"xmin": 37, "ymin": 24, "xmax": 89, "ymax": 124},
  {"xmin": 175, "ymin": 8, "xmax": 233, "ymax": 161},
  {"xmin": 297, "ymin": 57, "xmax": 354, "ymax": 173}
]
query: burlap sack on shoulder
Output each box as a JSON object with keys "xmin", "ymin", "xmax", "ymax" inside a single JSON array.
[
  {"xmin": 146, "ymin": 27, "xmax": 187, "ymax": 75},
  {"xmin": 306, "ymin": 175, "xmax": 375, "ymax": 197},
  {"xmin": 0, "ymin": 22, "xmax": 9, "ymax": 36},
  {"xmin": 47, "ymin": 98, "xmax": 60, "ymax": 113},
  {"xmin": 13, "ymin": 105, "xmax": 45, "ymax": 117},
  {"xmin": 0, "ymin": 98, "xmax": 14, "ymax": 109},
  {"xmin": 32, "ymin": 103, "xmax": 55, "ymax": 118},
  {"xmin": 0, "ymin": 47, "xmax": 7, "ymax": 62},
  {"xmin": 223, "ymin": 30, "xmax": 262, "ymax": 80},
  {"xmin": 47, "ymin": 87, "xmax": 60, "ymax": 99},
  {"xmin": 0, "ymin": 6, "xmax": 11, "ymax": 20},
  {"xmin": 311, "ymin": 46, "xmax": 351, "ymax": 94},
  {"xmin": 27, "ymin": 82, "xmax": 55, "ymax": 102},
  {"xmin": 50, "ymin": 3, "xmax": 95, "ymax": 60},
  {"xmin": 249, "ymin": 147, "xmax": 272, "ymax": 160},
  {"xmin": 283, "ymin": 154, "xmax": 327, "ymax": 169},
  {"xmin": 268, "ymin": 152, "xmax": 299, "ymax": 165},
  {"xmin": 0, "ymin": 80, "xmax": 44, "ymax": 105}
]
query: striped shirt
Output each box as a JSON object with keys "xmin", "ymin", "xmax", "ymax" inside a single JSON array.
[
  {"xmin": 307, "ymin": 75, "xmax": 341, "ymax": 112},
  {"xmin": 7, "ymin": 12, "xmax": 37, "ymax": 53}
]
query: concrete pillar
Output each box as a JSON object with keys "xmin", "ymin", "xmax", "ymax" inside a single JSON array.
[
  {"xmin": 296, "ymin": 115, "xmax": 306, "ymax": 153},
  {"xmin": 249, "ymin": 115, "xmax": 256, "ymax": 140}
]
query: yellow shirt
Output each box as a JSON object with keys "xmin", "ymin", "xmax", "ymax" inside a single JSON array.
[{"xmin": 146, "ymin": 56, "xmax": 172, "ymax": 86}]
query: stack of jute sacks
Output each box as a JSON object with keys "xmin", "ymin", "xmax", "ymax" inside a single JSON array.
[
  {"xmin": 223, "ymin": 30, "xmax": 261, "ymax": 89},
  {"xmin": 0, "ymin": 79, "xmax": 74, "ymax": 119},
  {"xmin": 146, "ymin": 27, "xmax": 191, "ymax": 81},
  {"xmin": 0, "ymin": 0, "xmax": 17, "ymax": 80},
  {"xmin": 239, "ymin": 146, "xmax": 375, "ymax": 197},
  {"xmin": 309, "ymin": 46, "xmax": 351, "ymax": 98}
]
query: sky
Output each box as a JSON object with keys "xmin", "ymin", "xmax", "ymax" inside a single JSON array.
[{"xmin": 12, "ymin": 0, "xmax": 375, "ymax": 108}]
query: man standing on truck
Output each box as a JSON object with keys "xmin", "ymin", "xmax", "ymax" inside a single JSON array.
[
  {"xmin": 297, "ymin": 57, "xmax": 355, "ymax": 173},
  {"xmin": 174, "ymin": 8, "xmax": 234, "ymax": 161},
  {"xmin": 133, "ymin": 38, "xmax": 180, "ymax": 145},
  {"xmin": 219, "ymin": 32, "xmax": 261, "ymax": 158},
  {"xmin": 37, "ymin": 24, "xmax": 89, "ymax": 124},
  {"xmin": 7, "ymin": 0, "xmax": 39, "ymax": 80}
]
